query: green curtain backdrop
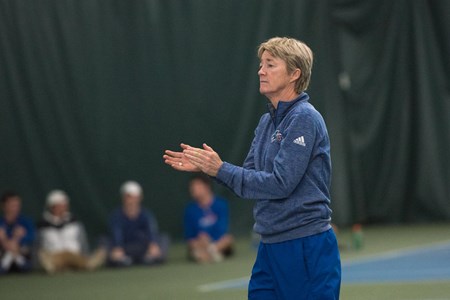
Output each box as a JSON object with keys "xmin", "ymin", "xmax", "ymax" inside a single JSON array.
[{"xmin": 1, "ymin": 0, "xmax": 449, "ymax": 240}]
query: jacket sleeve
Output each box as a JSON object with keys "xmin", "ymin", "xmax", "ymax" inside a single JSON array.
[{"xmin": 216, "ymin": 113, "xmax": 316, "ymax": 200}]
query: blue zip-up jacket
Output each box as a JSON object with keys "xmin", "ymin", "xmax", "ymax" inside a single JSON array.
[{"xmin": 216, "ymin": 92, "xmax": 332, "ymax": 243}]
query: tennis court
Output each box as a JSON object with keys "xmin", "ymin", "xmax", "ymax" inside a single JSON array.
[
  {"xmin": 198, "ymin": 238, "xmax": 450, "ymax": 292},
  {"xmin": 1, "ymin": 1, "xmax": 449, "ymax": 299},
  {"xmin": 1, "ymin": 223, "xmax": 449, "ymax": 300}
]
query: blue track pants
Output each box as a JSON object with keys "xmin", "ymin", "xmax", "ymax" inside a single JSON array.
[{"xmin": 248, "ymin": 229, "xmax": 341, "ymax": 300}]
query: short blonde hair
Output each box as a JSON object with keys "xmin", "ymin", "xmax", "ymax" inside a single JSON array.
[{"xmin": 258, "ymin": 37, "xmax": 313, "ymax": 93}]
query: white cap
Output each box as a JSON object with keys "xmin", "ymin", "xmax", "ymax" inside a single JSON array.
[
  {"xmin": 120, "ymin": 181, "xmax": 142, "ymax": 197},
  {"xmin": 46, "ymin": 190, "xmax": 69, "ymax": 207}
]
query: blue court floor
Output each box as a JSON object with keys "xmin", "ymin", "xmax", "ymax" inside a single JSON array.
[
  {"xmin": 198, "ymin": 241, "xmax": 450, "ymax": 292},
  {"xmin": 342, "ymin": 241, "xmax": 450, "ymax": 284}
]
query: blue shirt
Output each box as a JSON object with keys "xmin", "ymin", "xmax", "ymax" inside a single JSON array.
[
  {"xmin": 216, "ymin": 93, "xmax": 332, "ymax": 243},
  {"xmin": 109, "ymin": 208, "xmax": 158, "ymax": 247},
  {"xmin": 0, "ymin": 214, "xmax": 35, "ymax": 247},
  {"xmin": 184, "ymin": 197, "xmax": 229, "ymax": 241}
]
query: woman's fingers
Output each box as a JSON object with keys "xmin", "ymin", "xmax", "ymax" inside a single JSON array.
[
  {"xmin": 203, "ymin": 143, "xmax": 214, "ymax": 152},
  {"xmin": 164, "ymin": 157, "xmax": 186, "ymax": 170},
  {"xmin": 164, "ymin": 150, "xmax": 183, "ymax": 158},
  {"xmin": 163, "ymin": 155, "xmax": 176, "ymax": 164},
  {"xmin": 184, "ymin": 152, "xmax": 204, "ymax": 164},
  {"xmin": 180, "ymin": 143, "xmax": 192, "ymax": 150},
  {"xmin": 163, "ymin": 158, "xmax": 179, "ymax": 168},
  {"xmin": 163, "ymin": 150, "xmax": 184, "ymax": 168},
  {"xmin": 164, "ymin": 143, "xmax": 219, "ymax": 175},
  {"xmin": 163, "ymin": 153, "xmax": 180, "ymax": 163}
]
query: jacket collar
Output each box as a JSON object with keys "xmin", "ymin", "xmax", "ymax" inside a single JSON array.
[
  {"xmin": 268, "ymin": 92, "xmax": 309, "ymax": 127},
  {"xmin": 43, "ymin": 210, "xmax": 73, "ymax": 226}
]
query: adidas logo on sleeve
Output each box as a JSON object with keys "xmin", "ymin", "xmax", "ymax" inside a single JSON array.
[{"xmin": 293, "ymin": 136, "xmax": 306, "ymax": 146}]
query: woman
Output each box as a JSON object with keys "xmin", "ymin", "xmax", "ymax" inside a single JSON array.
[{"xmin": 164, "ymin": 37, "xmax": 341, "ymax": 299}]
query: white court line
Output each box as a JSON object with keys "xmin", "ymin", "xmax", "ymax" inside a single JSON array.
[
  {"xmin": 197, "ymin": 276, "xmax": 249, "ymax": 293},
  {"xmin": 197, "ymin": 240, "xmax": 450, "ymax": 293}
]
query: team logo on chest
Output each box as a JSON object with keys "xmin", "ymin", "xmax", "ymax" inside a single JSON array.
[{"xmin": 271, "ymin": 130, "xmax": 283, "ymax": 143}]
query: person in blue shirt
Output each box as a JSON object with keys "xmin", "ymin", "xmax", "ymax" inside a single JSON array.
[
  {"xmin": 184, "ymin": 174, "xmax": 234, "ymax": 263},
  {"xmin": 108, "ymin": 181, "xmax": 168, "ymax": 267},
  {"xmin": 0, "ymin": 191, "xmax": 35, "ymax": 274},
  {"xmin": 164, "ymin": 37, "xmax": 341, "ymax": 299}
]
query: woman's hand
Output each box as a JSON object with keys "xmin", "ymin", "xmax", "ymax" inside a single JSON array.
[
  {"xmin": 163, "ymin": 143, "xmax": 201, "ymax": 172},
  {"xmin": 183, "ymin": 143, "xmax": 223, "ymax": 177}
]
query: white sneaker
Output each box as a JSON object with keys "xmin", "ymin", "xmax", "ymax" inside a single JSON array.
[
  {"xmin": 14, "ymin": 254, "xmax": 25, "ymax": 266},
  {"xmin": 1, "ymin": 252, "xmax": 14, "ymax": 270},
  {"xmin": 207, "ymin": 244, "xmax": 223, "ymax": 263}
]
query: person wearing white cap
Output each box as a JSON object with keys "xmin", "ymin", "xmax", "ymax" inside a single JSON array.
[
  {"xmin": 108, "ymin": 181, "xmax": 168, "ymax": 266},
  {"xmin": 37, "ymin": 190, "xmax": 106, "ymax": 273}
]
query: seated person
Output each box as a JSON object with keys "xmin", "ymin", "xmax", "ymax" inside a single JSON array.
[
  {"xmin": 184, "ymin": 174, "xmax": 234, "ymax": 263},
  {"xmin": 37, "ymin": 190, "xmax": 106, "ymax": 274},
  {"xmin": 0, "ymin": 191, "xmax": 35, "ymax": 274},
  {"xmin": 108, "ymin": 181, "xmax": 168, "ymax": 266}
]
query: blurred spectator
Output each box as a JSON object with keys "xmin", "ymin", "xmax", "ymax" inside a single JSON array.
[
  {"xmin": 184, "ymin": 174, "xmax": 234, "ymax": 263},
  {"xmin": 108, "ymin": 181, "xmax": 168, "ymax": 267},
  {"xmin": 37, "ymin": 190, "xmax": 106, "ymax": 274},
  {"xmin": 0, "ymin": 191, "xmax": 35, "ymax": 274}
]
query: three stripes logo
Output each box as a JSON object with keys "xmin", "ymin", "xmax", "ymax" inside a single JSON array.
[{"xmin": 293, "ymin": 136, "xmax": 306, "ymax": 146}]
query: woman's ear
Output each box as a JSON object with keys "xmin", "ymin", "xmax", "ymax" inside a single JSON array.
[{"xmin": 290, "ymin": 68, "xmax": 301, "ymax": 82}]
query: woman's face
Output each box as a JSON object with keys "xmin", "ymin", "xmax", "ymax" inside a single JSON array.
[{"xmin": 258, "ymin": 51, "xmax": 296, "ymax": 100}]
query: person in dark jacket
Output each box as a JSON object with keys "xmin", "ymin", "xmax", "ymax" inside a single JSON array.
[{"xmin": 108, "ymin": 181, "xmax": 168, "ymax": 266}]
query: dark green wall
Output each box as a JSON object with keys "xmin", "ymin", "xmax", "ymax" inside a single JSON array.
[{"xmin": 1, "ymin": 0, "xmax": 449, "ymax": 240}]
